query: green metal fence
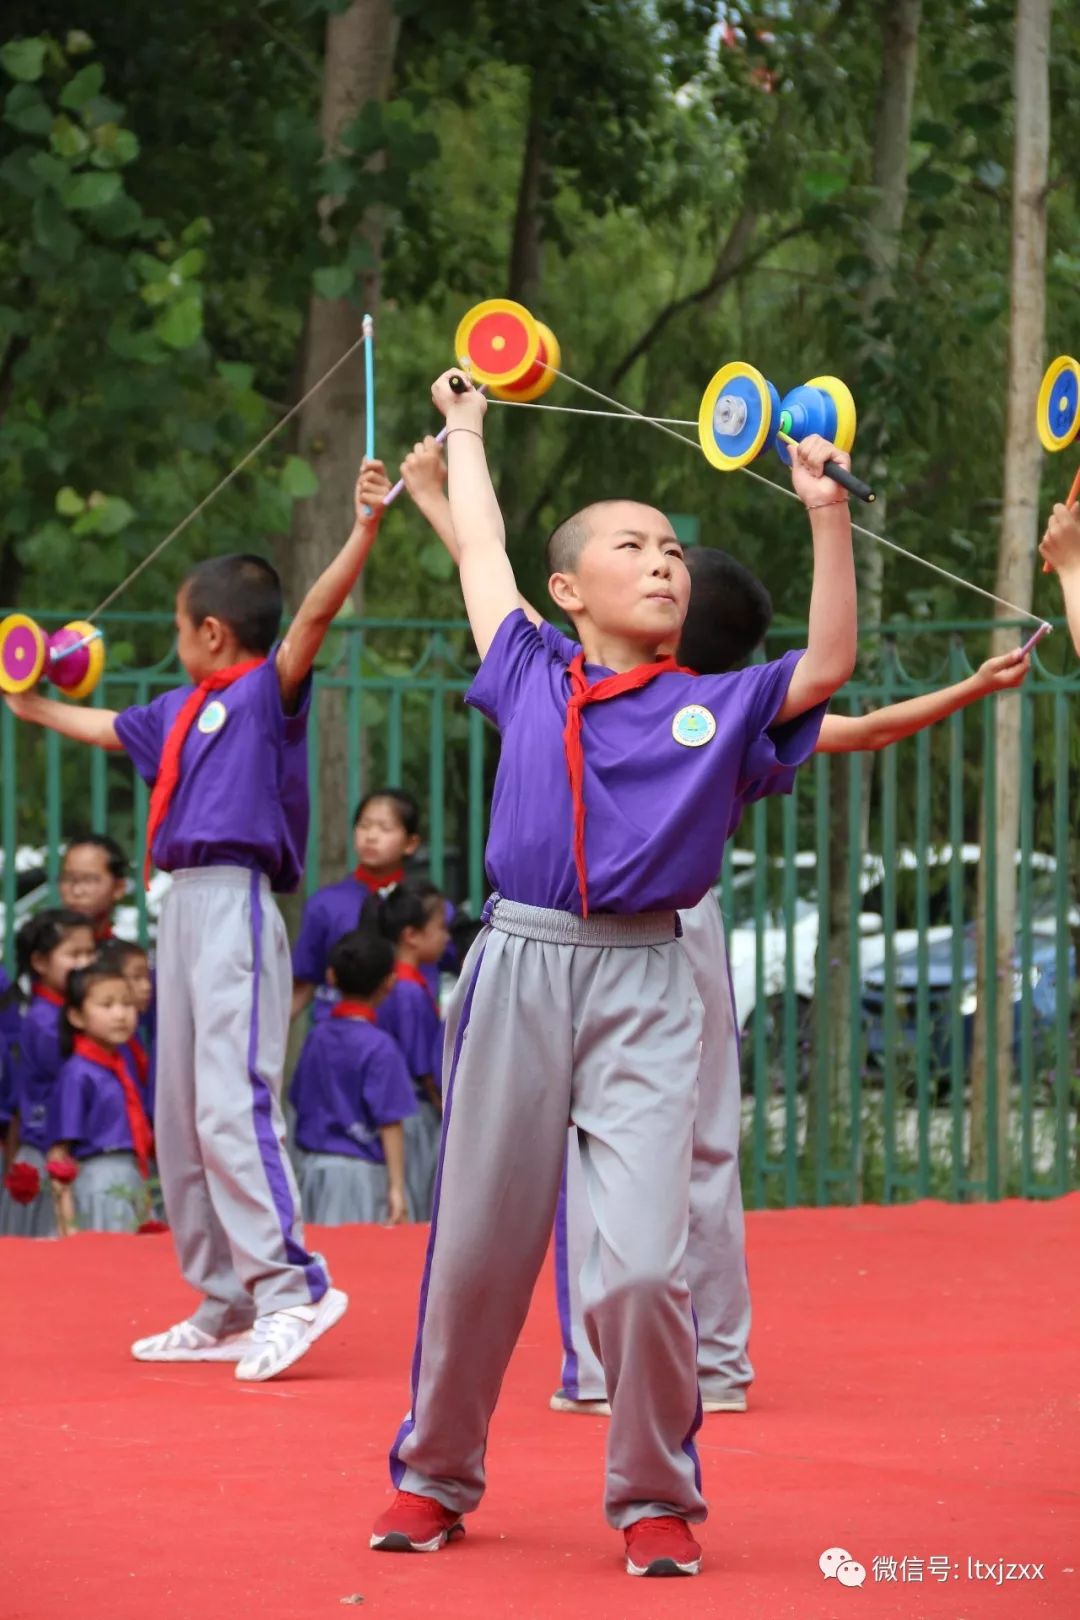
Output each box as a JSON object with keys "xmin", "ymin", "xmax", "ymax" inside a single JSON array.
[{"xmin": 2, "ymin": 611, "xmax": 1077, "ymax": 1209}]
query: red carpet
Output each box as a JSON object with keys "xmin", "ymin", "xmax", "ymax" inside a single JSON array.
[{"xmin": 3, "ymin": 1198, "xmax": 1078, "ymax": 1620}]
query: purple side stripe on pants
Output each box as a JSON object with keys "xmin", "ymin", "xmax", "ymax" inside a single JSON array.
[
  {"xmin": 553, "ymin": 1150, "xmax": 580, "ymax": 1399},
  {"xmin": 390, "ymin": 941, "xmax": 487, "ymax": 1486},
  {"xmin": 247, "ymin": 872, "xmax": 327, "ymax": 1301},
  {"xmin": 681, "ymin": 1302, "xmax": 704, "ymax": 1493}
]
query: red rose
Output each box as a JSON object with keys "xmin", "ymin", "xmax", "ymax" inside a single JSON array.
[
  {"xmin": 4, "ymin": 1162, "xmax": 42, "ymax": 1204},
  {"xmin": 46, "ymin": 1157, "xmax": 79, "ymax": 1184},
  {"xmin": 136, "ymin": 1219, "xmax": 169, "ymax": 1235}
]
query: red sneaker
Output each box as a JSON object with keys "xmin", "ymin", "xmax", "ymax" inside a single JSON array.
[
  {"xmin": 370, "ymin": 1490, "xmax": 464, "ymax": 1553},
  {"xmin": 624, "ymin": 1515, "xmax": 702, "ymax": 1577}
]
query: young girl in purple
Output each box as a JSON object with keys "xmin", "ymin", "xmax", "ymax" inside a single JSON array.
[
  {"xmin": 291, "ymin": 929, "xmax": 415, "ymax": 1226},
  {"xmin": 371, "ymin": 372, "xmax": 856, "ymax": 1577},
  {"xmin": 373, "ymin": 884, "xmax": 450, "ymax": 1222},
  {"xmin": 290, "ymin": 788, "xmax": 454, "ymax": 1023},
  {"xmin": 98, "ymin": 939, "xmax": 157, "ymax": 1121},
  {"xmin": 5, "ymin": 460, "xmax": 392, "ymax": 1381},
  {"xmin": 47, "ymin": 963, "xmax": 153, "ymax": 1233},
  {"xmin": 0, "ymin": 910, "xmax": 96, "ymax": 1238}
]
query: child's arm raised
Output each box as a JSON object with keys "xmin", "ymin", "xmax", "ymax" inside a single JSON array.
[
  {"xmin": 3, "ymin": 690, "xmax": 122, "ymax": 748},
  {"xmin": 402, "ymin": 436, "xmax": 544, "ymax": 629},
  {"xmin": 275, "ymin": 459, "xmax": 391, "ymax": 709},
  {"xmin": 816, "ymin": 649, "xmax": 1029, "ymax": 753},
  {"xmin": 1038, "ymin": 503, "xmax": 1080, "ymax": 656},
  {"xmin": 430, "ymin": 370, "xmax": 520, "ymax": 658},
  {"xmin": 773, "ymin": 434, "xmax": 857, "ymax": 724}
]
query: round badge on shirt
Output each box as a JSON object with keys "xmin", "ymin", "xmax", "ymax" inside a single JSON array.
[
  {"xmin": 197, "ymin": 700, "xmax": 228, "ymax": 735},
  {"xmin": 671, "ymin": 704, "xmax": 716, "ymax": 748}
]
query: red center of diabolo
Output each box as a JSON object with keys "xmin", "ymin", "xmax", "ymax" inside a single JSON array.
[{"xmin": 470, "ymin": 312, "xmax": 531, "ymax": 376}]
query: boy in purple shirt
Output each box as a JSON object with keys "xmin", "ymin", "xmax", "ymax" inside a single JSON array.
[
  {"xmin": 5, "ymin": 459, "xmax": 391, "ymax": 1380},
  {"xmin": 370, "ymin": 371, "xmax": 856, "ymax": 1577},
  {"xmin": 291, "ymin": 929, "xmax": 415, "ymax": 1225}
]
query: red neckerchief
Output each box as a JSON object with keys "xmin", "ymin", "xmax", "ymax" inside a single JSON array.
[
  {"xmin": 331, "ymin": 1000, "xmax": 377, "ymax": 1023},
  {"xmin": 94, "ymin": 922, "xmax": 114, "ymax": 943},
  {"xmin": 395, "ymin": 960, "xmax": 438, "ymax": 1010},
  {"xmin": 73, "ymin": 1034, "xmax": 154, "ymax": 1178},
  {"xmin": 125, "ymin": 1036, "xmax": 150, "ymax": 1089},
  {"xmin": 562, "ymin": 649, "xmax": 689, "ymax": 917},
  {"xmin": 143, "ymin": 657, "xmax": 265, "ymax": 888},
  {"xmin": 353, "ymin": 865, "xmax": 404, "ymax": 894},
  {"xmin": 32, "ymin": 984, "xmax": 65, "ymax": 1008}
]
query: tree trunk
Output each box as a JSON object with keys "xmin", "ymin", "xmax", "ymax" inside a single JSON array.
[
  {"xmin": 498, "ymin": 77, "xmax": 547, "ymax": 564},
  {"xmin": 970, "ymin": 0, "xmax": 1049, "ymax": 1195},
  {"xmin": 816, "ymin": 0, "xmax": 922, "ymax": 1200},
  {"xmin": 284, "ymin": 0, "xmax": 401, "ymax": 886}
]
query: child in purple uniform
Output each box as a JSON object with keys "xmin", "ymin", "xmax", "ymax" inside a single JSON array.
[
  {"xmin": 373, "ymin": 883, "xmax": 450, "ymax": 1221},
  {"xmin": 5, "ymin": 459, "xmax": 391, "ymax": 1380},
  {"xmin": 58, "ymin": 834, "xmax": 130, "ymax": 944},
  {"xmin": 47, "ymin": 963, "xmax": 153, "ymax": 1233},
  {"xmin": 98, "ymin": 939, "xmax": 156, "ymax": 1119},
  {"xmin": 370, "ymin": 371, "xmax": 856, "ymax": 1578},
  {"xmin": 291, "ymin": 929, "xmax": 415, "ymax": 1226},
  {"xmin": 0, "ymin": 910, "xmax": 96, "ymax": 1237},
  {"xmin": 291, "ymin": 788, "xmax": 454, "ymax": 1021}
]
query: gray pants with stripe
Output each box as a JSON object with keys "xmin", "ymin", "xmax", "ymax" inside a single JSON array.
[
  {"xmin": 390, "ymin": 896, "xmax": 707, "ymax": 1529},
  {"xmin": 156, "ymin": 868, "xmax": 330, "ymax": 1335},
  {"xmin": 556, "ymin": 892, "xmax": 753, "ymax": 1401}
]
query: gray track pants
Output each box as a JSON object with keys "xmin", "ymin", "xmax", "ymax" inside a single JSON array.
[
  {"xmin": 156, "ymin": 868, "xmax": 329, "ymax": 1334},
  {"xmin": 555, "ymin": 892, "xmax": 753, "ymax": 1400},
  {"xmin": 390, "ymin": 895, "xmax": 707, "ymax": 1529}
]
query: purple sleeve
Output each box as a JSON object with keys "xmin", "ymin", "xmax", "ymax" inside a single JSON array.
[
  {"xmin": 292, "ymin": 891, "xmax": 331, "ymax": 984},
  {"xmin": 391, "ymin": 986, "xmax": 440, "ymax": 1080},
  {"xmin": 47, "ymin": 1059, "xmax": 88, "ymax": 1148},
  {"xmin": 113, "ymin": 691, "xmax": 173, "ymax": 786},
  {"xmin": 257, "ymin": 646, "xmax": 312, "ymax": 743},
  {"xmin": 0, "ymin": 1038, "xmax": 13, "ymax": 1126},
  {"xmin": 733, "ymin": 649, "xmax": 828, "ymax": 802},
  {"xmin": 366, "ymin": 1038, "xmax": 419, "ymax": 1127},
  {"xmin": 465, "ymin": 609, "xmax": 554, "ymax": 730}
]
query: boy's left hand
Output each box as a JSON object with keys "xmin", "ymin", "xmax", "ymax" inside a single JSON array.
[
  {"xmin": 354, "ymin": 458, "xmax": 391, "ymax": 530},
  {"xmin": 788, "ymin": 434, "xmax": 851, "ymax": 510},
  {"xmin": 384, "ymin": 1185, "xmax": 407, "ymax": 1226},
  {"xmin": 1038, "ymin": 502, "xmax": 1080, "ymax": 575},
  {"xmin": 971, "ymin": 649, "xmax": 1030, "ymax": 694}
]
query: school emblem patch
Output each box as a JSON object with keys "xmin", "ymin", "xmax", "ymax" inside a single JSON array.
[
  {"xmin": 671, "ymin": 703, "xmax": 716, "ymax": 748},
  {"xmin": 197, "ymin": 700, "xmax": 227, "ymax": 735}
]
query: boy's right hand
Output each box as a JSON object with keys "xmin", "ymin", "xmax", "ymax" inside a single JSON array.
[
  {"xmin": 970, "ymin": 649, "xmax": 1030, "ymax": 694},
  {"xmin": 4, "ymin": 691, "xmax": 41, "ymax": 721},
  {"xmin": 402, "ymin": 436, "xmax": 448, "ymax": 506},
  {"xmin": 431, "ymin": 369, "xmax": 486, "ymax": 426},
  {"xmin": 1039, "ymin": 502, "xmax": 1080, "ymax": 575},
  {"xmin": 385, "ymin": 1184, "xmax": 407, "ymax": 1227}
]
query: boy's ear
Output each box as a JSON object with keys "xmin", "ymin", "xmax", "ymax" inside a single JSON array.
[
  {"xmin": 67, "ymin": 1006, "xmax": 87, "ymax": 1032},
  {"xmin": 548, "ymin": 572, "xmax": 583, "ymax": 615},
  {"xmin": 403, "ymin": 833, "xmax": 421, "ymax": 859}
]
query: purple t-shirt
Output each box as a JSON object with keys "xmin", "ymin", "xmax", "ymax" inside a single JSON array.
[
  {"xmin": 376, "ymin": 978, "xmax": 442, "ymax": 1094},
  {"xmin": 113, "ymin": 651, "xmax": 311, "ymax": 892},
  {"xmin": 0, "ymin": 1035, "xmax": 13, "ymax": 1129},
  {"xmin": 292, "ymin": 875, "xmax": 454, "ymax": 1016},
  {"xmin": 468, "ymin": 610, "xmax": 824, "ymax": 914},
  {"xmin": 289, "ymin": 1016, "xmax": 416, "ymax": 1162},
  {"xmin": 48, "ymin": 1052, "xmax": 140, "ymax": 1159},
  {"xmin": 15, "ymin": 995, "xmax": 64, "ymax": 1153}
]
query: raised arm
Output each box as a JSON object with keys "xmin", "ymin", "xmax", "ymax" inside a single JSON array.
[
  {"xmin": 275, "ymin": 459, "xmax": 390, "ymax": 709},
  {"xmin": 773, "ymin": 435, "xmax": 857, "ymax": 725},
  {"xmin": 3, "ymin": 690, "xmax": 121, "ymax": 748},
  {"xmin": 1038, "ymin": 502, "xmax": 1080, "ymax": 656},
  {"xmin": 816, "ymin": 649, "xmax": 1029, "ymax": 753},
  {"xmin": 431, "ymin": 371, "xmax": 519, "ymax": 658},
  {"xmin": 402, "ymin": 436, "xmax": 544, "ymax": 629}
]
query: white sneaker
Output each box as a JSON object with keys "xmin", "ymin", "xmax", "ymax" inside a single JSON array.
[
  {"xmin": 131, "ymin": 1319, "xmax": 255, "ymax": 1362},
  {"xmin": 701, "ymin": 1387, "xmax": 748, "ymax": 1414},
  {"xmin": 235, "ymin": 1287, "xmax": 349, "ymax": 1382},
  {"xmin": 549, "ymin": 1389, "xmax": 612, "ymax": 1415}
]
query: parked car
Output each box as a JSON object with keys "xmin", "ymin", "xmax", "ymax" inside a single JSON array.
[{"xmin": 720, "ymin": 844, "xmax": 1076, "ymax": 1091}]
